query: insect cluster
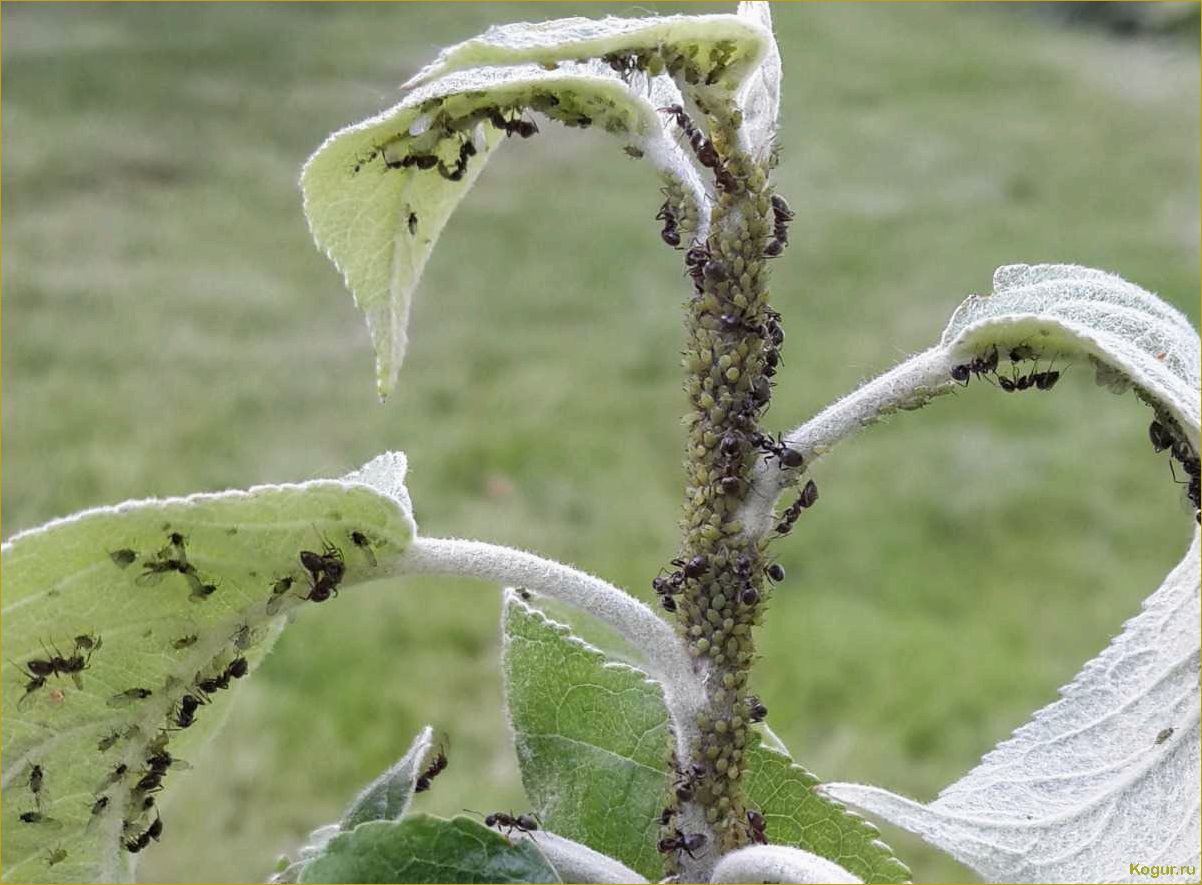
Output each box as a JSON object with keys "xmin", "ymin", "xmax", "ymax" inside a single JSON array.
[
  {"xmin": 645, "ymin": 93, "xmax": 812, "ymax": 855},
  {"xmin": 950, "ymin": 344, "xmax": 1062, "ymax": 393},
  {"xmin": 13, "ymin": 633, "xmax": 101, "ymax": 706}
]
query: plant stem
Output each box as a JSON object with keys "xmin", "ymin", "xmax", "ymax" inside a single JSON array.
[{"xmin": 663, "ymin": 99, "xmax": 782, "ymax": 880}]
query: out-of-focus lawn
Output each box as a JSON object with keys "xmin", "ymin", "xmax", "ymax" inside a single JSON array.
[{"xmin": 2, "ymin": 3, "xmax": 1197, "ymax": 882}]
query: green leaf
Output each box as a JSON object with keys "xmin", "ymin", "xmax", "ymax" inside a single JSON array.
[
  {"xmin": 744, "ymin": 741, "xmax": 911, "ymax": 884},
  {"xmin": 1, "ymin": 453, "xmax": 415, "ymax": 883},
  {"xmin": 297, "ymin": 815, "xmax": 559, "ymax": 884},
  {"xmin": 501, "ymin": 593, "xmax": 910, "ymax": 883},
  {"xmin": 501, "ymin": 595, "xmax": 672, "ymax": 882},
  {"xmin": 341, "ymin": 726, "xmax": 436, "ymax": 830}
]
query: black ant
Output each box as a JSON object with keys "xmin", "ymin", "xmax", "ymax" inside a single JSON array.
[
  {"xmin": 350, "ymin": 530, "xmax": 378, "ymax": 567},
  {"xmin": 658, "ymin": 829, "xmax": 706, "ymax": 859},
  {"xmin": 747, "ymin": 695, "xmax": 768, "ymax": 722},
  {"xmin": 764, "ymin": 193, "xmax": 794, "ymax": 260},
  {"xmin": 672, "ymin": 759, "xmax": 705, "ymax": 802},
  {"xmin": 672, "ymin": 554, "xmax": 709, "ymax": 580},
  {"xmin": 1149, "ymin": 420, "xmax": 1174, "ymax": 453},
  {"xmin": 124, "ymin": 813, "xmax": 163, "ymax": 854},
  {"xmin": 299, "ymin": 532, "xmax": 346, "ymax": 602},
  {"xmin": 657, "ymin": 198, "xmax": 681, "ymax": 248},
  {"xmin": 752, "ymin": 432, "xmax": 803, "ymax": 469},
  {"xmin": 174, "ymin": 694, "xmax": 205, "ymax": 729},
  {"xmin": 950, "ymin": 346, "xmax": 999, "ymax": 386},
  {"xmin": 471, "ymin": 810, "xmax": 539, "ymax": 838},
  {"xmin": 684, "ymin": 242, "xmax": 710, "ymax": 292},
  {"xmin": 414, "ymin": 744, "xmax": 449, "ymax": 793},
  {"xmin": 775, "ymin": 479, "xmax": 818, "ymax": 537},
  {"xmin": 487, "ymin": 108, "xmax": 538, "ymax": 139},
  {"xmin": 14, "ymin": 663, "xmax": 48, "ymax": 706},
  {"xmin": 746, "ymin": 809, "xmax": 768, "ymax": 845}
]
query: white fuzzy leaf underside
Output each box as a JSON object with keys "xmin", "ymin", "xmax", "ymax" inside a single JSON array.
[{"xmin": 823, "ymin": 266, "xmax": 1201, "ymax": 883}]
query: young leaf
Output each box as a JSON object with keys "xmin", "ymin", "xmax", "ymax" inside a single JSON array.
[
  {"xmin": 1, "ymin": 453, "xmax": 415, "ymax": 883},
  {"xmin": 500, "ymin": 593, "xmax": 911, "ymax": 883},
  {"xmin": 341, "ymin": 725, "xmax": 436, "ymax": 830},
  {"xmin": 297, "ymin": 814, "xmax": 559, "ymax": 884},
  {"xmin": 501, "ymin": 594, "xmax": 672, "ymax": 882},
  {"xmin": 507, "ymin": 831, "xmax": 648, "ymax": 884},
  {"xmin": 824, "ymin": 530, "xmax": 1201, "ymax": 884},
  {"xmin": 710, "ymin": 845, "xmax": 862, "ymax": 884},
  {"xmin": 743, "ymin": 742, "xmax": 912, "ymax": 884},
  {"xmin": 304, "ymin": 60, "xmax": 703, "ymax": 399},
  {"xmin": 735, "ymin": 2, "xmax": 781, "ymax": 163},
  {"xmin": 401, "ymin": 12, "xmax": 773, "ymax": 100}
]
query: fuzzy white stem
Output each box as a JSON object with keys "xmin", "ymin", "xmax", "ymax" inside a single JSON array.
[
  {"xmin": 391, "ymin": 536, "xmax": 705, "ymax": 752},
  {"xmin": 740, "ymin": 346, "xmax": 955, "ymax": 538}
]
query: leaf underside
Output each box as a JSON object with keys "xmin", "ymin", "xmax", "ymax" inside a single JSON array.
[{"xmin": 1, "ymin": 457, "xmax": 415, "ymax": 883}]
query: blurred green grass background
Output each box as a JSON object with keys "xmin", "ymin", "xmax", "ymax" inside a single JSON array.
[{"xmin": 2, "ymin": 3, "xmax": 1197, "ymax": 882}]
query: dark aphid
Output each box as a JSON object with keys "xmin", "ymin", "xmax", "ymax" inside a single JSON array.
[
  {"xmin": 124, "ymin": 814, "xmax": 162, "ymax": 854},
  {"xmin": 96, "ymin": 763, "xmax": 129, "ymax": 793},
  {"xmin": 73, "ymin": 633, "xmax": 102, "ymax": 653},
  {"xmin": 226, "ymin": 656, "xmax": 249, "ymax": 680},
  {"xmin": 764, "ymin": 562, "xmax": 786, "ymax": 583},
  {"xmin": 763, "ymin": 238, "xmax": 784, "ymax": 258},
  {"xmin": 407, "ymin": 212, "xmax": 418, "ymax": 235},
  {"xmin": 98, "ymin": 731, "xmax": 122, "ymax": 752},
  {"xmin": 1033, "ymin": 370, "xmax": 1061, "ymax": 390},
  {"xmin": 186, "ymin": 574, "xmax": 218, "ymax": 603},
  {"xmin": 740, "ymin": 587, "xmax": 760, "ymax": 606},
  {"xmin": 658, "ymin": 829, "xmax": 706, "ymax": 859},
  {"xmin": 108, "ymin": 687, "xmax": 153, "ymax": 707},
  {"xmin": 45, "ymin": 847, "xmax": 68, "ymax": 867},
  {"xmin": 1156, "ymin": 726, "xmax": 1175, "ymax": 745},
  {"xmin": 135, "ymin": 771, "xmax": 163, "ymax": 794},
  {"xmin": 91, "ymin": 795, "xmax": 110, "ymax": 818},
  {"xmin": 350, "ymin": 530, "xmax": 378, "ymax": 567},
  {"xmin": 659, "ymin": 806, "xmax": 675, "ymax": 826},
  {"xmin": 771, "ymin": 193, "xmax": 794, "ymax": 222},
  {"xmin": 110, "ymin": 548, "xmax": 138, "ymax": 568},
  {"xmin": 267, "ymin": 575, "xmax": 295, "ymax": 614},
  {"xmin": 17, "ymin": 668, "xmax": 47, "ymax": 706},
  {"xmin": 19, "ymin": 811, "xmax": 60, "ymax": 826},
  {"xmin": 172, "ymin": 634, "xmax": 199, "ymax": 650},
  {"xmin": 1149, "ymin": 420, "xmax": 1174, "ymax": 453},
  {"xmin": 746, "ymin": 809, "xmax": 768, "ymax": 845},
  {"xmin": 29, "ymin": 764, "xmax": 45, "ymax": 806},
  {"xmin": 414, "ymin": 744, "xmax": 449, "ymax": 793},
  {"xmin": 660, "ymin": 595, "xmax": 678, "ymax": 613},
  {"xmin": 747, "ymin": 696, "xmax": 768, "ymax": 722},
  {"xmin": 733, "ymin": 554, "xmax": 753, "ymax": 578}
]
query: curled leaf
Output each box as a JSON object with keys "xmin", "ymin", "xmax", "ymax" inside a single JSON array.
[
  {"xmin": 824, "ymin": 530, "xmax": 1201, "ymax": 883},
  {"xmin": 340, "ymin": 726, "xmax": 436, "ymax": 830}
]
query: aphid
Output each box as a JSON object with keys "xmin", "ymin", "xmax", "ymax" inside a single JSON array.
[
  {"xmin": 670, "ymin": 554, "xmax": 709, "ymax": 580},
  {"xmin": 746, "ymin": 809, "xmax": 768, "ymax": 845},
  {"xmin": 764, "ymin": 562, "xmax": 786, "ymax": 583},
  {"xmin": 19, "ymin": 811, "xmax": 60, "ymax": 826},
  {"xmin": 747, "ymin": 696, "xmax": 768, "ymax": 722},
  {"xmin": 350, "ymin": 530, "xmax": 378, "ymax": 567},
  {"xmin": 124, "ymin": 814, "xmax": 163, "ymax": 854},
  {"xmin": 110, "ymin": 548, "xmax": 138, "ymax": 568},
  {"xmin": 477, "ymin": 810, "xmax": 539, "ymax": 838},
  {"xmin": 231, "ymin": 624, "xmax": 253, "ymax": 651},
  {"xmin": 740, "ymin": 586, "xmax": 760, "ymax": 606},
  {"xmin": 300, "ymin": 532, "xmax": 346, "ymax": 584},
  {"xmin": 108, "ymin": 687, "xmax": 153, "ymax": 707},
  {"xmin": 91, "ymin": 795, "xmax": 110, "ymax": 818},
  {"xmin": 15, "ymin": 664, "xmax": 48, "ymax": 706},
  {"xmin": 95, "ymin": 764, "xmax": 129, "ymax": 793},
  {"xmin": 98, "ymin": 731, "xmax": 122, "ymax": 752},
  {"xmin": 186, "ymin": 574, "xmax": 218, "ymax": 603},
  {"xmin": 73, "ymin": 633, "xmax": 102, "ymax": 653},
  {"xmin": 135, "ymin": 771, "xmax": 163, "ymax": 794},
  {"xmin": 660, "ymin": 594, "xmax": 678, "ymax": 613},
  {"xmin": 1155, "ymin": 726, "xmax": 1175, "ymax": 745},
  {"xmin": 267, "ymin": 575, "xmax": 295, "ymax": 614},
  {"xmin": 136, "ymin": 557, "xmax": 196, "ymax": 587},
  {"xmin": 226, "ymin": 656, "xmax": 249, "ymax": 680},
  {"xmin": 45, "ymin": 847, "xmax": 68, "ymax": 867},
  {"xmin": 407, "ymin": 212, "xmax": 418, "ymax": 235},
  {"xmin": 414, "ymin": 744, "xmax": 449, "ymax": 793},
  {"xmin": 1149, "ymin": 420, "xmax": 1174, "ymax": 453},
  {"xmin": 657, "ymin": 829, "xmax": 706, "ymax": 859},
  {"xmin": 30, "ymin": 764, "xmax": 45, "ymax": 807},
  {"xmin": 672, "ymin": 760, "xmax": 705, "ymax": 802},
  {"xmin": 172, "ymin": 634, "xmax": 199, "ymax": 650},
  {"xmin": 659, "ymin": 806, "xmax": 675, "ymax": 826}
]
